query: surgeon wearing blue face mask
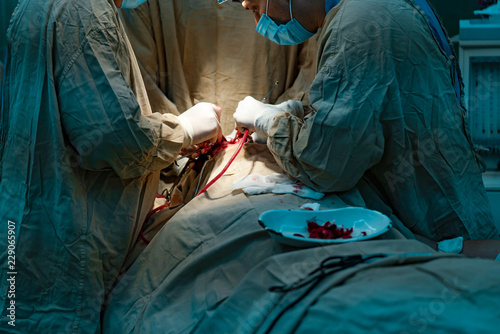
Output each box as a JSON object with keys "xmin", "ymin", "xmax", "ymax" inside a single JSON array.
[
  {"xmin": 224, "ymin": 0, "xmax": 500, "ymax": 249},
  {"xmin": 220, "ymin": 0, "xmax": 324, "ymax": 140},
  {"xmin": 255, "ymin": 0, "xmax": 315, "ymax": 45},
  {"xmin": 226, "ymin": 0, "xmax": 320, "ymax": 45}
]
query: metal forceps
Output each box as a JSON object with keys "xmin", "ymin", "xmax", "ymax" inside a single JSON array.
[{"xmin": 261, "ymin": 81, "xmax": 279, "ymax": 103}]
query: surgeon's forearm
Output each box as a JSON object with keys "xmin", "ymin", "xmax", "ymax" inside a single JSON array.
[
  {"xmin": 267, "ymin": 114, "xmax": 378, "ymax": 193},
  {"xmin": 461, "ymin": 240, "xmax": 500, "ymax": 260}
]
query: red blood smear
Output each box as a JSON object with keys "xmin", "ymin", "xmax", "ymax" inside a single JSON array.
[
  {"xmin": 194, "ymin": 132, "xmax": 242, "ymax": 160},
  {"xmin": 307, "ymin": 220, "xmax": 354, "ymax": 240},
  {"xmin": 293, "ymin": 234, "xmax": 305, "ymax": 238}
]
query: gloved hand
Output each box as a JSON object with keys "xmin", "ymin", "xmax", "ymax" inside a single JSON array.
[
  {"xmin": 225, "ymin": 128, "xmax": 266, "ymax": 144},
  {"xmin": 224, "ymin": 128, "xmax": 238, "ymax": 142},
  {"xmin": 178, "ymin": 102, "xmax": 222, "ymax": 147},
  {"xmin": 250, "ymin": 132, "xmax": 267, "ymax": 144},
  {"xmin": 233, "ymin": 96, "xmax": 303, "ymax": 138}
]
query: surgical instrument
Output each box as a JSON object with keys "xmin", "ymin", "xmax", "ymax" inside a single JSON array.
[{"xmin": 261, "ymin": 81, "xmax": 279, "ymax": 103}]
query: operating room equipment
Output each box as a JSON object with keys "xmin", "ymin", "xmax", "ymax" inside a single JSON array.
[
  {"xmin": 261, "ymin": 81, "xmax": 279, "ymax": 103},
  {"xmin": 194, "ymin": 155, "xmax": 213, "ymax": 196}
]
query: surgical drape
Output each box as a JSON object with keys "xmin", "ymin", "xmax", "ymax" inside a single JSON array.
[
  {"xmin": 265, "ymin": 0, "xmax": 498, "ymax": 241},
  {"xmin": 118, "ymin": 0, "xmax": 318, "ymax": 134},
  {"xmin": 0, "ymin": 0, "xmax": 185, "ymax": 332}
]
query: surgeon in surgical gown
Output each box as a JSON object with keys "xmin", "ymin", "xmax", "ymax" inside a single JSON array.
[
  {"xmin": 0, "ymin": 0, "xmax": 221, "ymax": 332},
  {"xmin": 231, "ymin": 0, "xmax": 499, "ymax": 242}
]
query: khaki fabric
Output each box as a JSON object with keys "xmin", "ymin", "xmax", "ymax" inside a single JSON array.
[
  {"xmin": 102, "ymin": 167, "xmax": 500, "ymax": 334},
  {"xmin": 103, "ymin": 143, "xmax": 408, "ymax": 333},
  {"xmin": 118, "ymin": 0, "xmax": 318, "ymax": 134},
  {"xmin": 265, "ymin": 0, "xmax": 498, "ymax": 241},
  {"xmin": 121, "ymin": 142, "xmax": 408, "ymax": 271}
]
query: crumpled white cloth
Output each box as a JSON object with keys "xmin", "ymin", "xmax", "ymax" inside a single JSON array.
[
  {"xmin": 232, "ymin": 173, "xmax": 325, "ymax": 200},
  {"xmin": 299, "ymin": 203, "xmax": 321, "ymax": 211}
]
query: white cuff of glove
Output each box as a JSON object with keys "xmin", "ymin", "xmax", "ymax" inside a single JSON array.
[
  {"xmin": 250, "ymin": 132, "xmax": 267, "ymax": 144},
  {"xmin": 437, "ymin": 236, "xmax": 463, "ymax": 254},
  {"xmin": 177, "ymin": 114, "xmax": 195, "ymax": 147},
  {"xmin": 255, "ymin": 100, "xmax": 303, "ymax": 138}
]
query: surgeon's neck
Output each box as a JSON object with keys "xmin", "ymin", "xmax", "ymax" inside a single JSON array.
[
  {"xmin": 293, "ymin": 0, "xmax": 326, "ymax": 33},
  {"xmin": 114, "ymin": 0, "xmax": 122, "ymax": 7}
]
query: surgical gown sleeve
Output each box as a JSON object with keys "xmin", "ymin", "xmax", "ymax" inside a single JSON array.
[
  {"xmin": 57, "ymin": 24, "xmax": 184, "ymax": 179},
  {"xmin": 266, "ymin": 24, "xmax": 388, "ymax": 192}
]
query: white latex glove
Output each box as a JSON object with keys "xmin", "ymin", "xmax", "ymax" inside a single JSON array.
[
  {"xmin": 233, "ymin": 96, "xmax": 303, "ymax": 138},
  {"xmin": 224, "ymin": 128, "xmax": 238, "ymax": 142},
  {"xmin": 437, "ymin": 237, "xmax": 464, "ymax": 253},
  {"xmin": 178, "ymin": 102, "xmax": 222, "ymax": 147},
  {"xmin": 226, "ymin": 128, "xmax": 267, "ymax": 144},
  {"xmin": 250, "ymin": 132, "xmax": 267, "ymax": 144}
]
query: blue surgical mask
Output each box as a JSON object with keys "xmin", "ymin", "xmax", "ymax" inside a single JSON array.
[
  {"xmin": 120, "ymin": 0, "xmax": 148, "ymax": 9},
  {"xmin": 255, "ymin": 0, "xmax": 314, "ymax": 45}
]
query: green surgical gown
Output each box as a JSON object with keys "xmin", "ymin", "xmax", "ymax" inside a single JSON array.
[
  {"xmin": 0, "ymin": 0, "xmax": 185, "ymax": 332},
  {"xmin": 266, "ymin": 0, "xmax": 499, "ymax": 241}
]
